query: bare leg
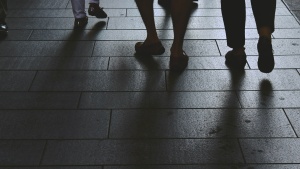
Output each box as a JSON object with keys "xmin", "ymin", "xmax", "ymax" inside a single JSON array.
[
  {"xmin": 170, "ymin": 0, "xmax": 192, "ymax": 57},
  {"xmin": 135, "ymin": 0, "xmax": 160, "ymax": 45}
]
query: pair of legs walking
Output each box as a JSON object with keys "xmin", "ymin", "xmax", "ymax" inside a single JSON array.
[
  {"xmin": 222, "ymin": 0, "xmax": 276, "ymax": 73},
  {"xmin": 71, "ymin": 0, "xmax": 107, "ymax": 29},
  {"xmin": 134, "ymin": 0, "xmax": 192, "ymax": 72}
]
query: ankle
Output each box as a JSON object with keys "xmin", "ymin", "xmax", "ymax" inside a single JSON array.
[
  {"xmin": 0, "ymin": 18, "xmax": 5, "ymax": 23},
  {"xmin": 89, "ymin": 3, "xmax": 99, "ymax": 7},
  {"xmin": 232, "ymin": 47, "xmax": 245, "ymax": 55}
]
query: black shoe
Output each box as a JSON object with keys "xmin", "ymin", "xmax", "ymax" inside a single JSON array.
[
  {"xmin": 0, "ymin": 22, "xmax": 8, "ymax": 33},
  {"xmin": 74, "ymin": 17, "xmax": 88, "ymax": 29},
  {"xmin": 257, "ymin": 36, "xmax": 274, "ymax": 73},
  {"xmin": 88, "ymin": 4, "xmax": 107, "ymax": 18},
  {"xmin": 225, "ymin": 50, "xmax": 247, "ymax": 70}
]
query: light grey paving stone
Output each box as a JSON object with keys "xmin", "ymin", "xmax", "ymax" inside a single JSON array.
[
  {"xmin": 0, "ymin": 140, "xmax": 45, "ymax": 165},
  {"xmin": 109, "ymin": 57, "xmax": 169, "ymax": 70},
  {"xmin": 127, "ymin": 9, "xmax": 222, "ymax": 17},
  {"xmin": 8, "ymin": 0, "xmax": 69, "ymax": 9},
  {"xmin": 30, "ymin": 71, "xmax": 166, "ymax": 91},
  {"xmin": 238, "ymin": 91, "xmax": 300, "ymax": 108},
  {"xmin": 240, "ymin": 138, "xmax": 300, "ymax": 163},
  {"xmin": 109, "ymin": 56, "xmax": 242, "ymax": 70},
  {"xmin": 7, "ymin": 9, "xmax": 125, "ymax": 18},
  {"xmin": 167, "ymin": 69, "xmax": 300, "ymax": 91},
  {"xmin": 29, "ymin": 29, "xmax": 228, "ymax": 40},
  {"xmin": 285, "ymin": 109, "xmax": 300, "ymax": 137},
  {"xmin": 93, "ymin": 40, "xmax": 220, "ymax": 57},
  {"xmin": 7, "ymin": 9, "xmax": 74, "ymax": 18},
  {"xmin": 293, "ymin": 10, "xmax": 300, "ymax": 20},
  {"xmin": 0, "ymin": 71, "xmax": 36, "ymax": 91},
  {"xmin": 0, "ymin": 41, "xmax": 94, "ymax": 57},
  {"xmin": 79, "ymin": 92, "xmax": 241, "ymax": 109},
  {"xmin": 67, "ymin": 0, "xmax": 137, "ymax": 8},
  {"xmin": 248, "ymin": 55, "xmax": 300, "ymax": 69},
  {"xmin": 272, "ymin": 15, "xmax": 300, "ymax": 28},
  {"xmin": 0, "ymin": 57, "xmax": 109, "ymax": 70},
  {"xmin": 29, "ymin": 30, "xmax": 147, "ymax": 41},
  {"xmin": 110, "ymin": 109, "xmax": 295, "ymax": 138},
  {"xmin": 127, "ymin": 8, "xmax": 291, "ymax": 17},
  {"xmin": 6, "ymin": 18, "xmax": 107, "ymax": 30},
  {"xmin": 0, "ymin": 92, "xmax": 80, "ymax": 109},
  {"xmin": 0, "ymin": 110, "xmax": 110, "ymax": 139},
  {"xmin": 42, "ymin": 139, "xmax": 243, "ymax": 165},
  {"xmin": 218, "ymin": 39, "xmax": 300, "ymax": 55},
  {"xmin": 104, "ymin": 165, "xmax": 300, "ymax": 169},
  {"xmin": 284, "ymin": 0, "xmax": 300, "ymax": 10},
  {"xmin": 272, "ymin": 29, "xmax": 300, "ymax": 38},
  {"xmin": 0, "ymin": 30, "xmax": 32, "ymax": 41},
  {"xmin": 107, "ymin": 17, "xmax": 225, "ymax": 30}
]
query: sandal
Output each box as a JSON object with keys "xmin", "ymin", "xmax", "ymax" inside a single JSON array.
[
  {"xmin": 169, "ymin": 51, "xmax": 189, "ymax": 72},
  {"xmin": 135, "ymin": 41, "xmax": 165, "ymax": 55}
]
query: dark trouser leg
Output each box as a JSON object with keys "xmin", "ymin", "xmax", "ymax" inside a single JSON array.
[
  {"xmin": 221, "ymin": 0, "xmax": 246, "ymax": 48},
  {"xmin": 251, "ymin": 0, "xmax": 276, "ymax": 34},
  {"xmin": 0, "ymin": 0, "xmax": 7, "ymax": 21}
]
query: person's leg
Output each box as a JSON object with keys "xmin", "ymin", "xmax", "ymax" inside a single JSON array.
[
  {"xmin": 0, "ymin": 0, "xmax": 8, "ymax": 32},
  {"xmin": 221, "ymin": 0, "xmax": 247, "ymax": 70},
  {"xmin": 135, "ymin": 0, "xmax": 160, "ymax": 45},
  {"xmin": 71, "ymin": 0, "xmax": 87, "ymax": 29},
  {"xmin": 134, "ymin": 0, "xmax": 165, "ymax": 55},
  {"xmin": 170, "ymin": 0, "xmax": 192, "ymax": 56},
  {"xmin": 88, "ymin": 0, "xmax": 107, "ymax": 18},
  {"xmin": 251, "ymin": 0, "xmax": 276, "ymax": 39},
  {"xmin": 71, "ymin": 0, "xmax": 86, "ymax": 19},
  {"xmin": 221, "ymin": 0, "xmax": 246, "ymax": 49},
  {"xmin": 168, "ymin": 0, "xmax": 192, "ymax": 71},
  {"xmin": 251, "ymin": 0, "xmax": 276, "ymax": 73}
]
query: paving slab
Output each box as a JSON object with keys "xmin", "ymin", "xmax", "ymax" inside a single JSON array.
[
  {"xmin": 0, "ymin": 110, "xmax": 110, "ymax": 139},
  {"xmin": 109, "ymin": 56, "xmax": 239, "ymax": 70},
  {"xmin": 79, "ymin": 92, "xmax": 241, "ymax": 109},
  {"xmin": 42, "ymin": 139, "xmax": 243, "ymax": 165},
  {"xmin": 109, "ymin": 109, "xmax": 295, "ymax": 138},
  {"xmin": 8, "ymin": 0, "xmax": 69, "ymax": 9},
  {"xmin": 30, "ymin": 71, "xmax": 166, "ymax": 91},
  {"xmin": 0, "ymin": 71, "xmax": 36, "ymax": 91},
  {"xmin": 248, "ymin": 55, "xmax": 300, "ymax": 69},
  {"xmin": 239, "ymin": 91, "xmax": 300, "ymax": 108},
  {"xmin": 0, "ymin": 41, "xmax": 94, "ymax": 57},
  {"xmin": 0, "ymin": 57, "xmax": 109, "ymax": 70},
  {"xmin": 217, "ymin": 39, "xmax": 300, "ymax": 55},
  {"xmin": 167, "ymin": 69, "xmax": 300, "ymax": 91},
  {"xmin": 240, "ymin": 138, "xmax": 300, "ymax": 163},
  {"xmin": 285, "ymin": 109, "xmax": 300, "ymax": 137},
  {"xmin": 0, "ymin": 92, "xmax": 80, "ymax": 109},
  {"xmin": 93, "ymin": 40, "xmax": 220, "ymax": 57},
  {"xmin": 0, "ymin": 140, "xmax": 45, "ymax": 165}
]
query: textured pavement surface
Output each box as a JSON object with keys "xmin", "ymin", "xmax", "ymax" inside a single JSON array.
[{"xmin": 0, "ymin": 0, "xmax": 300, "ymax": 168}]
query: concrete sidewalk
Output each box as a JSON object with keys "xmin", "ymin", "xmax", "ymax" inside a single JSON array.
[{"xmin": 0, "ymin": 0, "xmax": 300, "ymax": 168}]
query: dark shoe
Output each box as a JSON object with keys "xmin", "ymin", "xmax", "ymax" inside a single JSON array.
[
  {"xmin": 225, "ymin": 49, "xmax": 247, "ymax": 70},
  {"xmin": 88, "ymin": 3, "xmax": 107, "ymax": 18},
  {"xmin": 169, "ymin": 51, "xmax": 189, "ymax": 72},
  {"xmin": 74, "ymin": 17, "xmax": 88, "ymax": 29},
  {"xmin": 257, "ymin": 36, "xmax": 274, "ymax": 73},
  {"xmin": 0, "ymin": 22, "xmax": 8, "ymax": 33},
  {"xmin": 135, "ymin": 41, "xmax": 165, "ymax": 55}
]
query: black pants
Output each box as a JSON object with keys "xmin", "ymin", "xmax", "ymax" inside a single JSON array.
[
  {"xmin": 0, "ymin": 0, "xmax": 7, "ymax": 19},
  {"xmin": 221, "ymin": 0, "xmax": 276, "ymax": 48}
]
